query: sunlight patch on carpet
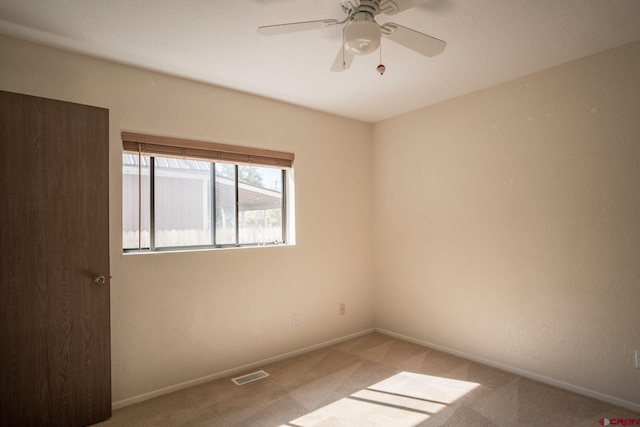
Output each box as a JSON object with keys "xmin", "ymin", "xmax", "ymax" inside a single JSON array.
[
  {"xmin": 286, "ymin": 397, "xmax": 429, "ymax": 426},
  {"xmin": 369, "ymin": 371, "xmax": 480, "ymax": 405},
  {"xmin": 351, "ymin": 389, "xmax": 446, "ymax": 414},
  {"xmin": 280, "ymin": 371, "xmax": 480, "ymax": 427}
]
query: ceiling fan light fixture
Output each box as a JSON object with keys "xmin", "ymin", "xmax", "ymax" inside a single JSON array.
[
  {"xmin": 344, "ymin": 20, "xmax": 381, "ymax": 55},
  {"xmin": 258, "ymin": 0, "xmax": 447, "ymax": 72}
]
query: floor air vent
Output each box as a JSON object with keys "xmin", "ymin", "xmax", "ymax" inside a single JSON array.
[{"xmin": 231, "ymin": 370, "xmax": 269, "ymax": 385}]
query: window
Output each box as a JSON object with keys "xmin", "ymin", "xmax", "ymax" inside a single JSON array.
[{"xmin": 122, "ymin": 132, "xmax": 294, "ymax": 252}]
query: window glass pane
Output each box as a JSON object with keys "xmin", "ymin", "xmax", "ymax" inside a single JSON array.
[
  {"xmin": 123, "ymin": 152, "xmax": 290, "ymax": 252},
  {"xmin": 215, "ymin": 163, "xmax": 237, "ymax": 245},
  {"xmin": 238, "ymin": 165, "xmax": 283, "ymax": 244},
  {"xmin": 122, "ymin": 153, "xmax": 150, "ymax": 249},
  {"xmin": 154, "ymin": 158, "xmax": 212, "ymax": 247}
]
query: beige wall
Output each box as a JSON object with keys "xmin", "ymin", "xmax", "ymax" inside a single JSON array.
[
  {"xmin": 0, "ymin": 35, "xmax": 374, "ymax": 405},
  {"xmin": 373, "ymin": 40, "xmax": 640, "ymax": 408}
]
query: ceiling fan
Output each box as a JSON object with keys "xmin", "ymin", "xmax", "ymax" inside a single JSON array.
[{"xmin": 257, "ymin": 0, "xmax": 446, "ymax": 73}]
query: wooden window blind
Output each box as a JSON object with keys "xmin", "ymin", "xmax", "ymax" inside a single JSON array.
[{"xmin": 121, "ymin": 132, "xmax": 294, "ymax": 168}]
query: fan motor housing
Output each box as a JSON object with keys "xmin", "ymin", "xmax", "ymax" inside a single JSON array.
[{"xmin": 342, "ymin": 0, "xmax": 381, "ymax": 19}]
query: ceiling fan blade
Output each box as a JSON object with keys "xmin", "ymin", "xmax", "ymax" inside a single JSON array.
[
  {"xmin": 258, "ymin": 19, "xmax": 339, "ymax": 36},
  {"xmin": 380, "ymin": 0, "xmax": 429, "ymax": 15},
  {"xmin": 330, "ymin": 45, "xmax": 355, "ymax": 72},
  {"xmin": 381, "ymin": 23, "xmax": 446, "ymax": 56}
]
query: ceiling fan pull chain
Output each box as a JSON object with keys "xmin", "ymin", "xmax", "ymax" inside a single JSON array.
[
  {"xmin": 342, "ymin": 25, "xmax": 346, "ymax": 67},
  {"xmin": 377, "ymin": 41, "xmax": 386, "ymax": 75}
]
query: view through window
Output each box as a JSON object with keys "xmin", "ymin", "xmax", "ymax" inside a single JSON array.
[{"xmin": 123, "ymin": 153, "xmax": 289, "ymax": 252}]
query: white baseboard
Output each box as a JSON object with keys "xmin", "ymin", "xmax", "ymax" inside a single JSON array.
[
  {"xmin": 375, "ymin": 328, "xmax": 640, "ymax": 413},
  {"xmin": 112, "ymin": 328, "xmax": 375, "ymax": 410}
]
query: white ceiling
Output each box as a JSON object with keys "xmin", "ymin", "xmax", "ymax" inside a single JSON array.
[{"xmin": 1, "ymin": 0, "xmax": 639, "ymax": 122}]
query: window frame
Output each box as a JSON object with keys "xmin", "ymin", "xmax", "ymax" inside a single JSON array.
[{"xmin": 122, "ymin": 132, "xmax": 294, "ymax": 253}]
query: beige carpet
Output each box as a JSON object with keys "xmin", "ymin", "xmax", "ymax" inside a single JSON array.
[{"xmin": 95, "ymin": 332, "xmax": 639, "ymax": 426}]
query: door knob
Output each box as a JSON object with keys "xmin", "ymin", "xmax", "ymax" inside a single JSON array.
[{"xmin": 92, "ymin": 274, "xmax": 106, "ymax": 285}]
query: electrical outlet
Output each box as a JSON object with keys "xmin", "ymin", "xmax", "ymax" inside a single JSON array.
[
  {"xmin": 291, "ymin": 313, "xmax": 299, "ymax": 327},
  {"xmin": 339, "ymin": 303, "xmax": 346, "ymax": 315},
  {"xmin": 635, "ymin": 350, "xmax": 640, "ymax": 369}
]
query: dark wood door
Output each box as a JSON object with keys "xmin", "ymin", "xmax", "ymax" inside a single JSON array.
[{"xmin": 0, "ymin": 91, "xmax": 111, "ymax": 426}]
